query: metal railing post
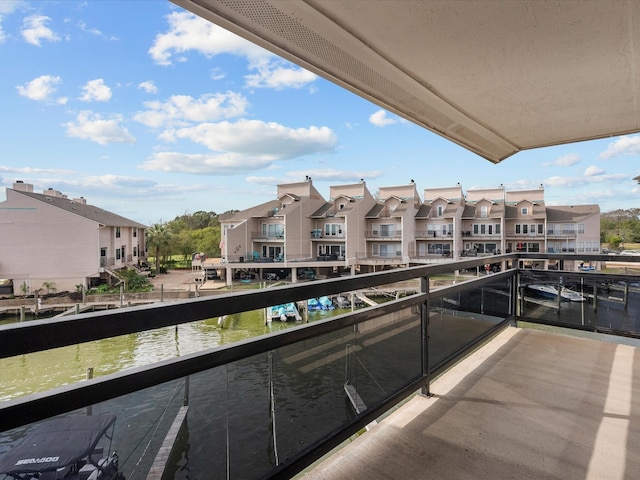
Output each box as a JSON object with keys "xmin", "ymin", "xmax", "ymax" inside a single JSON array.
[{"xmin": 421, "ymin": 275, "xmax": 431, "ymax": 397}]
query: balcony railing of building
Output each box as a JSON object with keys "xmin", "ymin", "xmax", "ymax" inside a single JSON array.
[
  {"xmin": 365, "ymin": 230, "xmax": 402, "ymax": 239},
  {"xmin": 311, "ymin": 229, "xmax": 345, "ymax": 239},
  {"xmin": 252, "ymin": 231, "xmax": 285, "ymax": 240},
  {"xmin": 2, "ymin": 253, "xmax": 639, "ymax": 479},
  {"xmin": 415, "ymin": 231, "xmax": 454, "ymax": 239},
  {"xmin": 100, "ymin": 257, "xmax": 115, "ymax": 268}
]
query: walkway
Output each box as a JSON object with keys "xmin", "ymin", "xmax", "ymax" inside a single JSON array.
[{"xmin": 303, "ymin": 326, "xmax": 640, "ymax": 479}]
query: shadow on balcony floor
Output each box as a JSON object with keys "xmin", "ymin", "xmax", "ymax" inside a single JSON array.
[{"xmin": 302, "ymin": 326, "xmax": 640, "ymax": 479}]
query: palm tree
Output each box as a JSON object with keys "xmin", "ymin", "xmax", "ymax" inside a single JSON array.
[
  {"xmin": 41, "ymin": 281, "xmax": 57, "ymax": 295},
  {"xmin": 146, "ymin": 223, "xmax": 172, "ymax": 273}
]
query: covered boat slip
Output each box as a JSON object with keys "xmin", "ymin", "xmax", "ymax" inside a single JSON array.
[{"xmin": 303, "ymin": 326, "xmax": 640, "ymax": 479}]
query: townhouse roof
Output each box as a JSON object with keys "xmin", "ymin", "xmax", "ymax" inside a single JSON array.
[
  {"xmin": 504, "ymin": 203, "xmax": 547, "ymax": 220},
  {"xmin": 11, "ymin": 189, "xmax": 146, "ymax": 228},
  {"xmin": 310, "ymin": 202, "xmax": 334, "ymax": 218},
  {"xmin": 222, "ymin": 199, "xmax": 283, "ymax": 223},
  {"xmin": 365, "ymin": 204, "xmax": 385, "ymax": 219},
  {"xmin": 546, "ymin": 205, "xmax": 600, "ymax": 222},
  {"xmin": 415, "ymin": 204, "xmax": 432, "ymax": 219}
]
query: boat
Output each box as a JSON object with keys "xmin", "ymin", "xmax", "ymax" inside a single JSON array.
[
  {"xmin": 526, "ymin": 284, "xmax": 585, "ymax": 302},
  {"xmin": 318, "ymin": 296, "xmax": 335, "ymax": 310},
  {"xmin": 0, "ymin": 415, "xmax": 124, "ymax": 480},
  {"xmin": 268, "ymin": 302, "xmax": 301, "ymax": 322}
]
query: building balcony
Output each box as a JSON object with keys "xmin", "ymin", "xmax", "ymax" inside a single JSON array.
[
  {"xmin": 311, "ymin": 229, "xmax": 345, "ymax": 239},
  {"xmin": 2, "ymin": 253, "xmax": 640, "ymax": 479},
  {"xmin": 252, "ymin": 231, "xmax": 285, "ymax": 241},
  {"xmin": 415, "ymin": 231, "xmax": 453, "ymax": 239},
  {"xmin": 366, "ymin": 231, "xmax": 402, "ymax": 240}
]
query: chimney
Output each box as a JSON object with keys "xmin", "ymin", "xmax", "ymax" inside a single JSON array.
[
  {"xmin": 12, "ymin": 181, "xmax": 34, "ymax": 192},
  {"xmin": 43, "ymin": 188, "xmax": 66, "ymax": 198}
]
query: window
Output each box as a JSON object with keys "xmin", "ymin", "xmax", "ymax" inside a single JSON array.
[
  {"xmin": 495, "ymin": 224, "xmax": 501, "ymax": 234},
  {"xmin": 480, "ymin": 205, "xmax": 488, "ymax": 218},
  {"xmin": 262, "ymin": 223, "xmax": 284, "ymax": 237},
  {"xmin": 521, "ymin": 207, "xmax": 528, "ymax": 215},
  {"xmin": 133, "ymin": 230, "xmax": 137, "ymax": 238},
  {"xmin": 100, "ymin": 248, "xmax": 106, "ymax": 257},
  {"xmin": 538, "ymin": 224, "xmax": 544, "ymax": 234},
  {"xmin": 115, "ymin": 227, "xmax": 121, "ymax": 238},
  {"xmin": 379, "ymin": 224, "xmax": 395, "ymax": 237},
  {"xmin": 578, "ymin": 223, "xmax": 585, "ymax": 234},
  {"xmin": 324, "ymin": 223, "xmax": 343, "ymax": 236},
  {"xmin": 522, "ymin": 224, "xmax": 528, "ymax": 234},
  {"xmin": 339, "ymin": 203, "xmax": 345, "ymax": 210},
  {"xmin": 515, "ymin": 224, "xmax": 521, "ymax": 234},
  {"xmin": 116, "ymin": 249, "xmax": 121, "ymax": 260},
  {"xmin": 437, "ymin": 205, "xmax": 444, "ymax": 217}
]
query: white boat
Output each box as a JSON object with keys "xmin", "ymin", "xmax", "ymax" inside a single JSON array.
[
  {"xmin": 269, "ymin": 302, "xmax": 301, "ymax": 322},
  {"xmin": 526, "ymin": 284, "xmax": 585, "ymax": 302}
]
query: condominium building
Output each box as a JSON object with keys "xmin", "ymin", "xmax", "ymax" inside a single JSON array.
[
  {"xmin": 0, "ymin": 181, "xmax": 147, "ymax": 294},
  {"xmin": 217, "ymin": 180, "xmax": 600, "ymax": 283}
]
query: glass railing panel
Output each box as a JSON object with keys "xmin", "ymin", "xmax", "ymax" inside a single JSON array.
[
  {"xmin": 519, "ymin": 271, "xmax": 640, "ymax": 335},
  {"xmin": 429, "ymin": 275, "xmax": 512, "ymax": 369},
  {"xmin": 348, "ymin": 304, "xmax": 423, "ymax": 410},
  {"xmin": 0, "ymin": 379, "xmax": 188, "ymax": 480}
]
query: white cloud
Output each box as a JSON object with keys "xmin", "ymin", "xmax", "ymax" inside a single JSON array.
[
  {"xmin": 369, "ymin": 110, "xmax": 397, "ymax": 127},
  {"xmin": 149, "ymin": 11, "xmax": 316, "ymax": 89},
  {"xmin": 141, "ymin": 120, "xmax": 337, "ymax": 174},
  {"xmin": 134, "ymin": 92, "xmax": 248, "ymax": 128},
  {"xmin": 78, "ymin": 21, "xmax": 102, "ymax": 37},
  {"xmin": 21, "ymin": 14, "xmax": 60, "ymax": 46},
  {"xmin": 138, "ymin": 81, "xmax": 158, "ymax": 94},
  {"xmin": 16, "ymin": 75, "xmax": 62, "ymax": 102},
  {"xmin": 149, "ymin": 11, "xmax": 265, "ymax": 66},
  {"xmin": 544, "ymin": 172, "xmax": 627, "ymax": 188},
  {"xmin": 286, "ymin": 168, "xmax": 383, "ymax": 181},
  {"xmin": 584, "ymin": 165, "xmax": 604, "ymax": 176},
  {"xmin": 140, "ymin": 151, "xmax": 274, "ymax": 175},
  {"xmin": 0, "ymin": 1, "xmax": 26, "ymax": 15},
  {"xmin": 245, "ymin": 58, "xmax": 317, "ymax": 89},
  {"xmin": 63, "ymin": 111, "xmax": 136, "ymax": 145},
  {"xmin": 599, "ymin": 135, "xmax": 640, "ymax": 159},
  {"xmin": 167, "ymin": 119, "xmax": 337, "ymax": 159},
  {"xmin": 544, "ymin": 153, "xmax": 580, "ymax": 167},
  {"xmin": 79, "ymin": 79, "xmax": 112, "ymax": 102}
]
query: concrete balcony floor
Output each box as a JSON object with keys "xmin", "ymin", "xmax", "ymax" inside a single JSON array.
[{"xmin": 303, "ymin": 326, "xmax": 640, "ymax": 479}]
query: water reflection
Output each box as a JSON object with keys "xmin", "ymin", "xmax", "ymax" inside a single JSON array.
[{"xmin": 0, "ymin": 308, "xmax": 346, "ymax": 402}]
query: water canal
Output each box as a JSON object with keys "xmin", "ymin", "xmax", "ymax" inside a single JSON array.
[{"xmin": 0, "ymin": 301, "xmax": 399, "ymax": 480}]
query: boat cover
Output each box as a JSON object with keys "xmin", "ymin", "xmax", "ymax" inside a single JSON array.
[{"xmin": 0, "ymin": 415, "xmax": 116, "ymax": 476}]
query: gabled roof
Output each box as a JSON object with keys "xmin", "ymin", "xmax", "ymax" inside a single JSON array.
[
  {"xmin": 365, "ymin": 203, "xmax": 385, "ymax": 219},
  {"xmin": 11, "ymin": 189, "xmax": 146, "ymax": 228},
  {"xmin": 222, "ymin": 199, "xmax": 282, "ymax": 223},
  {"xmin": 310, "ymin": 202, "xmax": 334, "ymax": 218},
  {"xmin": 546, "ymin": 205, "xmax": 600, "ymax": 222},
  {"xmin": 415, "ymin": 204, "xmax": 432, "ymax": 219}
]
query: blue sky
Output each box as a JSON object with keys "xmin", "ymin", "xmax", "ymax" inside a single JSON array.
[{"xmin": 0, "ymin": 1, "xmax": 638, "ymax": 226}]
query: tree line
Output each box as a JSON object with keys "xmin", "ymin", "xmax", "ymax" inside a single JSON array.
[
  {"xmin": 145, "ymin": 210, "xmax": 237, "ymax": 272},
  {"xmin": 600, "ymin": 208, "xmax": 640, "ymax": 249}
]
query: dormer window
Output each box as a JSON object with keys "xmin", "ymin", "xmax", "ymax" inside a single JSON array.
[
  {"xmin": 339, "ymin": 203, "xmax": 345, "ymax": 210},
  {"xmin": 521, "ymin": 207, "xmax": 529, "ymax": 215},
  {"xmin": 480, "ymin": 205, "xmax": 488, "ymax": 218},
  {"xmin": 437, "ymin": 205, "xmax": 444, "ymax": 217}
]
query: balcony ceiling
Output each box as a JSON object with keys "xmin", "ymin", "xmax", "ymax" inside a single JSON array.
[{"xmin": 172, "ymin": 0, "xmax": 640, "ymax": 163}]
